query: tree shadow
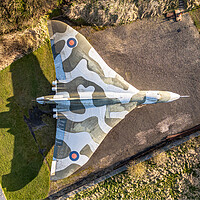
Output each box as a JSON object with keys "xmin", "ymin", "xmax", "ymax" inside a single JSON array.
[{"xmin": 0, "ymin": 50, "xmax": 55, "ymax": 191}]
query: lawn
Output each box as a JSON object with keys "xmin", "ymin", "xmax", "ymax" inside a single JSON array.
[{"xmin": 0, "ymin": 42, "xmax": 56, "ymax": 199}]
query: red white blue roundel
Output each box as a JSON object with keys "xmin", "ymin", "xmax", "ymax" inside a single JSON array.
[
  {"xmin": 67, "ymin": 38, "xmax": 77, "ymax": 48},
  {"xmin": 69, "ymin": 151, "xmax": 79, "ymax": 161}
]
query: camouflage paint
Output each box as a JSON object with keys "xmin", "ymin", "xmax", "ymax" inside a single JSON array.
[{"xmin": 36, "ymin": 20, "xmax": 181, "ymax": 180}]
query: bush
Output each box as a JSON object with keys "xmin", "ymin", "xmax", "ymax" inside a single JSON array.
[{"xmin": 0, "ymin": 0, "xmax": 59, "ymax": 34}]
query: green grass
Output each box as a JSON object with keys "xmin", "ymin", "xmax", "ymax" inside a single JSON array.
[
  {"xmin": 189, "ymin": 7, "xmax": 200, "ymax": 33},
  {"xmin": 0, "ymin": 41, "xmax": 56, "ymax": 199}
]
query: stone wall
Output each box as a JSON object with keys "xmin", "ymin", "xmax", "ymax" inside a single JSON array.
[{"xmin": 62, "ymin": 0, "xmax": 179, "ymax": 26}]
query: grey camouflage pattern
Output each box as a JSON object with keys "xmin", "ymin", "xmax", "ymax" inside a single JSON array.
[{"xmin": 36, "ymin": 20, "xmax": 181, "ymax": 180}]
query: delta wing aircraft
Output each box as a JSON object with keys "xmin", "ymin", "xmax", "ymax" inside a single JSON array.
[{"xmin": 36, "ymin": 20, "xmax": 184, "ymax": 180}]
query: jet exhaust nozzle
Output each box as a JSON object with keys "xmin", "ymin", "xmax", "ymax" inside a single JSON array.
[
  {"xmin": 52, "ymin": 87, "xmax": 57, "ymax": 91},
  {"xmin": 52, "ymin": 80, "xmax": 57, "ymax": 86},
  {"xmin": 36, "ymin": 97, "xmax": 45, "ymax": 104}
]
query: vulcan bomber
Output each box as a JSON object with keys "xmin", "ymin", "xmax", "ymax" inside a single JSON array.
[{"xmin": 36, "ymin": 20, "xmax": 185, "ymax": 180}]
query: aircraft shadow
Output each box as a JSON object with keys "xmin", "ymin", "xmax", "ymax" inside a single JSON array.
[{"xmin": 0, "ymin": 52, "xmax": 55, "ymax": 191}]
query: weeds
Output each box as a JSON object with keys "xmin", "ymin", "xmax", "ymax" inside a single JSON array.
[
  {"xmin": 70, "ymin": 136, "xmax": 200, "ymax": 199},
  {"xmin": 128, "ymin": 161, "xmax": 146, "ymax": 178},
  {"xmin": 153, "ymin": 152, "xmax": 168, "ymax": 166},
  {"xmin": 189, "ymin": 7, "xmax": 200, "ymax": 33}
]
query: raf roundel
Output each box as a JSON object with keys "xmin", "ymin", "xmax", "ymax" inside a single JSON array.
[
  {"xmin": 67, "ymin": 38, "xmax": 77, "ymax": 48},
  {"xmin": 69, "ymin": 151, "xmax": 79, "ymax": 161}
]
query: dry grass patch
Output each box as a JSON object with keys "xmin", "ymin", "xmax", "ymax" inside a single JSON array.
[
  {"xmin": 153, "ymin": 152, "xmax": 168, "ymax": 166},
  {"xmin": 128, "ymin": 161, "xmax": 146, "ymax": 178},
  {"xmin": 0, "ymin": 16, "xmax": 49, "ymax": 70}
]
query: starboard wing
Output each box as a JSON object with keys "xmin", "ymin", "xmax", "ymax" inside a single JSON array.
[
  {"xmin": 48, "ymin": 20, "xmax": 139, "ymax": 180},
  {"xmin": 51, "ymin": 101, "xmax": 138, "ymax": 180}
]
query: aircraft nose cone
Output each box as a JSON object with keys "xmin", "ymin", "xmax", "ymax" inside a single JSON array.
[{"xmin": 169, "ymin": 92, "xmax": 180, "ymax": 102}]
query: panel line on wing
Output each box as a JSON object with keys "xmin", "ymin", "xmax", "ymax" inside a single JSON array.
[
  {"xmin": 62, "ymin": 105, "xmax": 111, "ymax": 134},
  {"xmin": 88, "ymin": 47, "xmax": 117, "ymax": 78},
  {"xmin": 52, "ymin": 26, "xmax": 78, "ymax": 62},
  {"xmin": 50, "ymin": 39, "xmax": 66, "ymax": 80},
  {"xmin": 65, "ymin": 59, "xmax": 138, "ymax": 103},
  {"xmin": 55, "ymin": 131, "xmax": 99, "ymax": 172}
]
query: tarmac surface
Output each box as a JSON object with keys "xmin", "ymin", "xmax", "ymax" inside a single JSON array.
[{"xmin": 50, "ymin": 13, "xmax": 200, "ymax": 194}]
